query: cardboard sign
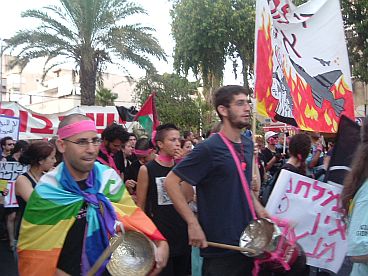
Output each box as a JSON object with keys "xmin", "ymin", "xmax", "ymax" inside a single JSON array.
[
  {"xmin": 0, "ymin": 161, "xmax": 28, "ymax": 208},
  {"xmin": 0, "ymin": 115, "xmax": 20, "ymax": 140},
  {"xmin": 266, "ymin": 170, "xmax": 346, "ymax": 273}
]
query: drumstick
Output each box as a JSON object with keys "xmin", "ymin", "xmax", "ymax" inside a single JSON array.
[
  {"xmin": 207, "ymin": 241, "xmax": 257, "ymax": 254},
  {"xmin": 87, "ymin": 235, "xmax": 125, "ymax": 276}
]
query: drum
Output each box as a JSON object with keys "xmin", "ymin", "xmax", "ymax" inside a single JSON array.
[{"xmin": 106, "ymin": 231, "xmax": 156, "ymax": 276}]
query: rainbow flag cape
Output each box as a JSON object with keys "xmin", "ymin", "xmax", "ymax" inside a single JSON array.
[{"xmin": 18, "ymin": 162, "xmax": 164, "ymax": 276}]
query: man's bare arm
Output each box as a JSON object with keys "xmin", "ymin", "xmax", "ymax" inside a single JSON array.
[{"xmin": 164, "ymin": 171, "xmax": 207, "ymax": 248}]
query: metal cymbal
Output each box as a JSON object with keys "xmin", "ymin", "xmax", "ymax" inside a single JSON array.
[{"xmin": 106, "ymin": 231, "xmax": 155, "ymax": 276}]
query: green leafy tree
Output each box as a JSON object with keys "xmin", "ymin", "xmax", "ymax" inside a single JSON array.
[
  {"xmin": 227, "ymin": 0, "xmax": 255, "ymax": 91},
  {"xmin": 341, "ymin": 0, "xmax": 368, "ymax": 82},
  {"xmin": 171, "ymin": 0, "xmax": 228, "ymax": 102},
  {"xmin": 134, "ymin": 73, "xmax": 202, "ymax": 132},
  {"xmin": 171, "ymin": 0, "xmax": 255, "ymax": 96},
  {"xmin": 95, "ymin": 87, "xmax": 117, "ymax": 106},
  {"xmin": 5, "ymin": 0, "xmax": 166, "ymax": 105}
]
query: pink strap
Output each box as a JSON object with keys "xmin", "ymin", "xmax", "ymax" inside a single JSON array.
[
  {"xmin": 252, "ymin": 217, "xmax": 295, "ymax": 275},
  {"xmin": 57, "ymin": 120, "xmax": 97, "ymax": 139},
  {"xmin": 218, "ymin": 132, "xmax": 257, "ymax": 220},
  {"xmin": 97, "ymin": 144, "xmax": 120, "ymax": 174}
]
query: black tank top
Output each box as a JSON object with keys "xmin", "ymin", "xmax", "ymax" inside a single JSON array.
[
  {"xmin": 145, "ymin": 160, "xmax": 189, "ymax": 256},
  {"xmin": 16, "ymin": 172, "xmax": 37, "ymax": 239}
]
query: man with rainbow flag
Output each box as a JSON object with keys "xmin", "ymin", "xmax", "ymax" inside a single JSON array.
[{"xmin": 17, "ymin": 113, "xmax": 169, "ymax": 276}]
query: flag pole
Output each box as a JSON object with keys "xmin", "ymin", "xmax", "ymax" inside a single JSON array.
[{"xmin": 251, "ymin": 96, "xmax": 261, "ymax": 198}]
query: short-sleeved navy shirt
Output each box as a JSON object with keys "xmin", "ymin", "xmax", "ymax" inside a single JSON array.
[{"xmin": 172, "ymin": 133, "xmax": 254, "ymax": 258}]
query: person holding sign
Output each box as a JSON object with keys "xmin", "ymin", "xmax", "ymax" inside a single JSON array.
[{"xmin": 342, "ymin": 117, "xmax": 368, "ymax": 276}]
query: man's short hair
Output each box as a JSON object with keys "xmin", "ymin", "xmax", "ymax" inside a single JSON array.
[
  {"xmin": 183, "ymin": 131, "xmax": 192, "ymax": 140},
  {"xmin": 0, "ymin": 136, "xmax": 13, "ymax": 150},
  {"xmin": 155, "ymin": 124, "xmax": 179, "ymax": 143},
  {"xmin": 128, "ymin": 132, "xmax": 137, "ymax": 139},
  {"xmin": 58, "ymin": 113, "xmax": 92, "ymax": 130},
  {"xmin": 101, "ymin": 123, "xmax": 129, "ymax": 143},
  {"xmin": 213, "ymin": 85, "xmax": 250, "ymax": 120}
]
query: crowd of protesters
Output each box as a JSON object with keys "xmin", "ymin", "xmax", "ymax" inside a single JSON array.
[{"xmin": 0, "ymin": 84, "xmax": 366, "ymax": 276}]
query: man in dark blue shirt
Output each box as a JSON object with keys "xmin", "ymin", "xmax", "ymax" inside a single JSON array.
[{"xmin": 165, "ymin": 85, "xmax": 268, "ymax": 276}]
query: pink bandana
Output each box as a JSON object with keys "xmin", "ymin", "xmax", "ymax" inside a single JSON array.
[
  {"xmin": 96, "ymin": 143, "xmax": 120, "ymax": 174},
  {"xmin": 57, "ymin": 120, "xmax": 97, "ymax": 139},
  {"xmin": 134, "ymin": 149, "xmax": 154, "ymax": 157}
]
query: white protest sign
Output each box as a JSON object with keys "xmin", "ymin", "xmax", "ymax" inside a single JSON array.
[
  {"xmin": 266, "ymin": 170, "xmax": 346, "ymax": 273},
  {"xmin": 0, "ymin": 162, "xmax": 28, "ymax": 208},
  {"xmin": 0, "ymin": 115, "xmax": 20, "ymax": 140}
]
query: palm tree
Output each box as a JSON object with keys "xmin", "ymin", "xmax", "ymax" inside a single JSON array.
[
  {"xmin": 96, "ymin": 87, "xmax": 117, "ymax": 106},
  {"xmin": 5, "ymin": 0, "xmax": 166, "ymax": 105}
]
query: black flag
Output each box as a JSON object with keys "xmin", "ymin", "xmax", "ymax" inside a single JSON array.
[
  {"xmin": 115, "ymin": 106, "xmax": 138, "ymax": 122},
  {"xmin": 324, "ymin": 115, "xmax": 361, "ymax": 185}
]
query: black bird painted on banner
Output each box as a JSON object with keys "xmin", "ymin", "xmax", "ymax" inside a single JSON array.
[{"xmin": 290, "ymin": 59, "xmax": 345, "ymax": 117}]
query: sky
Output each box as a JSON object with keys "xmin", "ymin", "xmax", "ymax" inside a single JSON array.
[{"xmin": 0, "ymin": 0, "xmax": 240, "ymax": 84}]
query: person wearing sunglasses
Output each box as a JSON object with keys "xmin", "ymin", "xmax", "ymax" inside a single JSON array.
[{"xmin": 0, "ymin": 136, "xmax": 15, "ymax": 161}]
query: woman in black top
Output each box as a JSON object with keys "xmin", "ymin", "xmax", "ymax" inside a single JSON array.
[{"xmin": 15, "ymin": 141, "xmax": 56, "ymax": 240}]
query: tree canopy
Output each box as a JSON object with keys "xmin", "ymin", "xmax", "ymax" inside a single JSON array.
[
  {"xmin": 95, "ymin": 87, "xmax": 117, "ymax": 106},
  {"xmin": 342, "ymin": 0, "xmax": 368, "ymax": 83},
  {"xmin": 5, "ymin": 0, "xmax": 166, "ymax": 105},
  {"xmin": 134, "ymin": 73, "xmax": 202, "ymax": 132},
  {"xmin": 171, "ymin": 0, "xmax": 255, "ymax": 97}
]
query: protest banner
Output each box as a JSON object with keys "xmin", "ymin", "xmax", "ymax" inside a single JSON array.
[
  {"xmin": 0, "ymin": 115, "xmax": 20, "ymax": 140},
  {"xmin": 266, "ymin": 170, "xmax": 346, "ymax": 273},
  {"xmin": 0, "ymin": 161, "xmax": 28, "ymax": 208},
  {"xmin": 254, "ymin": 0, "xmax": 354, "ymax": 132},
  {"xmin": 0, "ymin": 102, "xmax": 133, "ymax": 139}
]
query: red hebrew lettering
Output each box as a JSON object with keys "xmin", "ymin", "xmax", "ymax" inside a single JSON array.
[
  {"xmin": 0, "ymin": 103, "xmax": 15, "ymax": 116},
  {"xmin": 30, "ymin": 114, "xmax": 54, "ymax": 134},
  {"xmin": 294, "ymin": 180, "xmax": 311, "ymax": 198},
  {"xmin": 96, "ymin": 113, "xmax": 104, "ymax": 127},
  {"xmin": 281, "ymin": 31, "xmax": 302, "ymax": 58},
  {"xmin": 275, "ymin": 4, "xmax": 290, "ymax": 24},
  {"xmin": 286, "ymin": 177, "xmax": 293, "ymax": 193},
  {"xmin": 107, "ymin": 113, "xmax": 115, "ymax": 125},
  {"xmin": 294, "ymin": 230, "xmax": 309, "ymax": 241},
  {"xmin": 315, "ymin": 242, "xmax": 336, "ymax": 262},
  {"xmin": 270, "ymin": 0, "xmax": 281, "ymax": 14},
  {"xmin": 320, "ymin": 191, "xmax": 340, "ymax": 212},
  {"xmin": 311, "ymin": 213, "xmax": 321, "ymax": 235},
  {"xmin": 312, "ymin": 181, "xmax": 326, "ymax": 201},
  {"xmin": 305, "ymin": 237, "xmax": 323, "ymax": 258},
  {"xmin": 328, "ymin": 219, "xmax": 346, "ymax": 240},
  {"xmin": 85, "ymin": 113, "xmax": 95, "ymax": 121},
  {"xmin": 19, "ymin": 110, "xmax": 28, "ymax": 132}
]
